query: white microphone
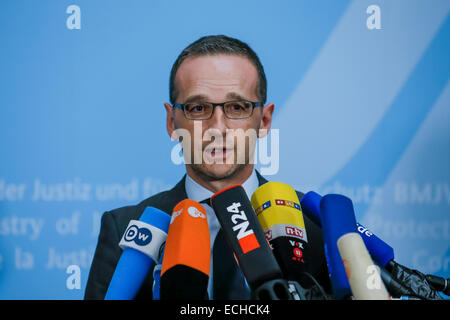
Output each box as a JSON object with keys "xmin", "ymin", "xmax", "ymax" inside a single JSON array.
[{"xmin": 337, "ymin": 232, "xmax": 390, "ymax": 300}]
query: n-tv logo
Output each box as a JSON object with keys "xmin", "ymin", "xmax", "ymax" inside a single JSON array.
[
  {"xmin": 226, "ymin": 202, "xmax": 260, "ymax": 254},
  {"xmin": 124, "ymin": 224, "xmax": 152, "ymax": 246},
  {"xmin": 285, "ymin": 226, "xmax": 304, "ymax": 240}
]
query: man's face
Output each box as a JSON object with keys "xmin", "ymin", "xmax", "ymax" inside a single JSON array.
[{"xmin": 165, "ymin": 54, "xmax": 273, "ymax": 181}]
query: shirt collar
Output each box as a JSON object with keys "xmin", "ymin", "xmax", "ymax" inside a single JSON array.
[{"xmin": 185, "ymin": 169, "xmax": 259, "ymax": 203}]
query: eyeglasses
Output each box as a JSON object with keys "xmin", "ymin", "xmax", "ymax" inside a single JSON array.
[{"xmin": 173, "ymin": 100, "xmax": 264, "ymax": 120}]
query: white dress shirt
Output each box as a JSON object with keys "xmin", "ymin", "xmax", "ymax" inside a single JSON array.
[{"xmin": 184, "ymin": 169, "xmax": 260, "ymax": 299}]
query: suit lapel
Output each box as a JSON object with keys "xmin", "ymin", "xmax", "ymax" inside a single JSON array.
[
  {"xmin": 146, "ymin": 171, "xmax": 272, "ymax": 300},
  {"xmin": 138, "ymin": 175, "xmax": 188, "ymax": 217},
  {"xmin": 255, "ymin": 170, "xmax": 268, "ymax": 186},
  {"xmin": 156, "ymin": 170, "xmax": 267, "ymax": 215}
]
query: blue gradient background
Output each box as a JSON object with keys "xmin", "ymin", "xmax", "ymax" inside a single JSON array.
[{"xmin": 0, "ymin": 0, "xmax": 448, "ymax": 299}]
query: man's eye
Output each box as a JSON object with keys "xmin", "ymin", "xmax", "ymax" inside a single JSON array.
[
  {"xmin": 187, "ymin": 104, "xmax": 205, "ymax": 112},
  {"xmin": 193, "ymin": 105, "xmax": 204, "ymax": 111}
]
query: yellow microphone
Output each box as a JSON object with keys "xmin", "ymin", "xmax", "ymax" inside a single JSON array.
[{"xmin": 251, "ymin": 182, "xmax": 311, "ymax": 286}]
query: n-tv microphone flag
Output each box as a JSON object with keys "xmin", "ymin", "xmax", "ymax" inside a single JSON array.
[
  {"xmin": 105, "ymin": 206, "xmax": 170, "ymax": 300},
  {"xmin": 301, "ymin": 191, "xmax": 395, "ymax": 268},
  {"xmin": 250, "ymin": 182, "xmax": 311, "ymax": 285},
  {"xmin": 160, "ymin": 199, "xmax": 210, "ymax": 300},
  {"xmin": 210, "ymin": 185, "xmax": 283, "ymax": 290}
]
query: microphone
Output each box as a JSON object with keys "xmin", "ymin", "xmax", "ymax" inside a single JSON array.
[
  {"xmin": 210, "ymin": 185, "xmax": 292, "ymax": 299},
  {"xmin": 105, "ymin": 206, "xmax": 170, "ymax": 300},
  {"xmin": 321, "ymin": 194, "xmax": 390, "ymax": 300},
  {"xmin": 302, "ymin": 191, "xmax": 446, "ymax": 298},
  {"xmin": 152, "ymin": 254, "xmax": 164, "ymax": 300},
  {"xmin": 160, "ymin": 199, "xmax": 210, "ymax": 300},
  {"xmin": 250, "ymin": 182, "xmax": 312, "ymax": 287},
  {"xmin": 379, "ymin": 265, "xmax": 412, "ymax": 298},
  {"xmin": 301, "ymin": 191, "xmax": 394, "ymax": 267},
  {"xmin": 425, "ymin": 274, "xmax": 450, "ymax": 296}
]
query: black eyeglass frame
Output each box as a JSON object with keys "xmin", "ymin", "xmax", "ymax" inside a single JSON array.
[{"xmin": 172, "ymin": 100, "xmax": 264, "ymax": 120}]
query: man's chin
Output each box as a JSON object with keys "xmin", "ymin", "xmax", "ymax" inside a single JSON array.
[{"xmin": 190, "ymin": 163, "xmax": 245, "ymax": 181}]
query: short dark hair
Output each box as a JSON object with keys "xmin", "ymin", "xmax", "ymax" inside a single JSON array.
[{"xmin": 169, "ymin": 35, "xmax": 267, "ymax": 105}]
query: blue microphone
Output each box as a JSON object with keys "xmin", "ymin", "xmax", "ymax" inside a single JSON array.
[
  {"xmin": 104, "ymin": 207, "xmax": 171, "ymax": 300},
  {"xmin": 152, "ymin": 254, "xmax": 164, "ymax": 300},
  {"xmin": 319, "ymin": 194, "xmax": 356, "ymax": 299},
  {"xmin": 299, "ymin": 191, "xmax": 322, "ymax": 226},
  {"xmin": 301, "ymin": 191, "xmax": 394, "ymax": 267},
  {"xmin": 304, "ymin": 192, "xmax": 444, "ymax": 299},
  {"xmin": 321, "ymin": 194, "xmax": 390, "ymax": 300}
]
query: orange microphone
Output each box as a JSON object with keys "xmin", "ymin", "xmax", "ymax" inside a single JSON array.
[{"xmin": 160, "ymin": 199, "xmax": 211, "ymax": 300}]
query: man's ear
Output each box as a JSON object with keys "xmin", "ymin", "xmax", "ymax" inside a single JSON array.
[
  {"xmin": 164, "ymin": 102, "xmax": 178, "ymax": 140},
  {"xmin": 258, "ymin": 102, "xmax": 274, "ymax": 138}
]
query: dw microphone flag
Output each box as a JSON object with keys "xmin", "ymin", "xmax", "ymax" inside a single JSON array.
[{"xmin": 105, "ymin": 206, "xmax": 170, "ymax": 300}]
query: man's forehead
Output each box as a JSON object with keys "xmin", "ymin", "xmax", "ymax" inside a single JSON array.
[
  {"xmin": 179, "ymin": 53, "xmax": 256, "ymax": 71},
  {"xmin": 174, "ymin": 54, "xmax": 259, "ymax": 101}
]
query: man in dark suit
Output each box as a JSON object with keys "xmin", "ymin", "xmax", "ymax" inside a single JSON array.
[{"xmin": 85, "ymin": 35, "xmax": 330, "ymax": 300}]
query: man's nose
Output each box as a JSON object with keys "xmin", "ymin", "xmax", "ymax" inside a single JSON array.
[{"xmin": 205, "ymin": 105, "xmax": 228, "ymax": 134}]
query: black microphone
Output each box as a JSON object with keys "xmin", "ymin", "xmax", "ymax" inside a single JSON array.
[
  {"xmin": 386, "ymin": 260, "xmax": 444, "ymax": 300},
  {"xmin": 425, "ymin": 274, "xmax": 450, "ymax": 296},
  {"xmin": 210, "ymin": 184, "xmax": 292, "ymax": 300},
  {"xmin": 379, "ymin": 266, "xmax": 412, "ymax": 298}
]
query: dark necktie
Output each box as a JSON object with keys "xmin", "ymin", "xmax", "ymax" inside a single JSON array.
[{"xmin": 201, "ymin": 198, "xmax": 250, "ymax": 300}]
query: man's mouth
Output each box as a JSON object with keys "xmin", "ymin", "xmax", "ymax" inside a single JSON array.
[{"xmin": 205, "ymin": 146, "xmax": 232, "ymax": 158}]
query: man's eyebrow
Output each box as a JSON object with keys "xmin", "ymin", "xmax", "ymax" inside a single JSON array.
[
  {"xmin": 225, "ymin": 92, "xmax": 247, "ymax": 101},
  {"xmin": 183, "ymin": 92, "xmax": 248, "ymax": 104},
  {"xmin": 183, "ymin": 95, "xmax": 208, "ymax": 104}
]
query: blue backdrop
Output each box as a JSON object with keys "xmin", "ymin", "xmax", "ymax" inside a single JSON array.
[{"xmin": 0, "ymin": 0, "xmax": 449, "ymax": 299}]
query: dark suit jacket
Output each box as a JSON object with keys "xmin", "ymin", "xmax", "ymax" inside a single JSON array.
[{"xmin": 84, "ymin": 171, "xmax": 331, "ymax": 299}]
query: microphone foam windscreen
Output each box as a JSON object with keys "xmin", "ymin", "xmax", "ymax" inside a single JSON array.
[
  {"xmin": 210, "ymin": 185, "xmax": 282, "ymax": 289},
  {"xmin": 319, "ymin": 194, "xmax": 357, "ymax": 299},
  {"xmin": 337, "ymin": 233, "xmax": 390, "ymax": 300},
  {"xmin": 160, "ymin": 199, "xmax": 210, "ymax": 300},
  {"xmin": 302, "ymin": 191, "xmax": 394, "ymax": 267},
  {"xmin": 251, "ymin": 182, "xmax": 312, "ymax": 285},
  {"xmin": 251, "ymin": 181, "xmax": 306, "ymax": 242},
  {"xmin": 105, "ymin": 206, "xmax": 170, "ymax": 300},
  {"xmin": 320, "ymin": 194, "xmax": 358, "ymax": 239},
  {"xmin": 161, "ymin": 199, "xmax": 210, "ymax": 276},
  {"xmin": 299, "ymin": 191, "xmax": 322, "ymax": 226}
]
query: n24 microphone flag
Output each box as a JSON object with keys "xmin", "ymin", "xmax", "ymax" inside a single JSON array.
[{"xmin": 210, "ymin": 185, "xmax": 283, "ymax": 290}]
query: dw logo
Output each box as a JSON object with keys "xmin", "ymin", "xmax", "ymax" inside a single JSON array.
[{"xmin": 123, "ymin": 225, "xmax": 152, "ymax": 246}]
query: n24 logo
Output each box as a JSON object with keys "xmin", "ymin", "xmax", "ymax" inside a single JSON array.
[
  {"xmin": 226, "ymin": 202, "xmax": 260, "ymax": 254},
  {"xmin": 227, "ymin": 202, "xmax": 253, "ymax": 239}
]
